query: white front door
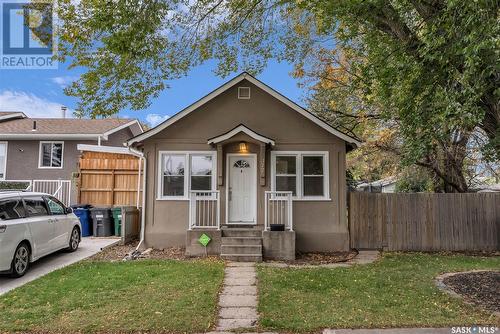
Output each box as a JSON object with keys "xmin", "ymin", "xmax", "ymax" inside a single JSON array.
[{"xmin": 228, "ymin": 155, "xmax": 256, "ymax": 224}]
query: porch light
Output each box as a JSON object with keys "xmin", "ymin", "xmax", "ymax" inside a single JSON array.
[{"xmin": 239, "ymin": 141, "xmax": 248, "ymax": 152}]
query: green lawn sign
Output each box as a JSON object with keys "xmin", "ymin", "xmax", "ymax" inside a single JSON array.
[{"xmin": 198, "ymin": 233, "xmax": 211, "ymax": 256}]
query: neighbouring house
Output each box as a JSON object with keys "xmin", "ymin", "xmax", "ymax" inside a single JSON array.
[
  {"xmin": 127, "ymin": 72, "xmax": 360, "ymax": 260},
  {"xmin": 356, "ymin": 176, "xmax": 398, "ymax": 193},
  {"xmin": 0, "ymin": 111, "xmax": 143, "ymax": 205}
]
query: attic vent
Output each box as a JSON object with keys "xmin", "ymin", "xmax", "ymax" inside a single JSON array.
[{"xmin": 238, "ymin": 87, "xmax": 251, "ymax": 99}]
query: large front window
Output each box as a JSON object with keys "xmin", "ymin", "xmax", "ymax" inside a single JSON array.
[
  {"xmin": 39, "ymin": 141, "xmax": 63, "ymax": 168},
  {"xmin": 272, "ymin": 151, "xmax": 329, "ymax": 200},
  {"xmin": 158, "ymin": 151, "xmax": 216, "ymax": 199}
]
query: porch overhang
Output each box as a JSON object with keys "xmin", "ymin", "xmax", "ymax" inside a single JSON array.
[{"xmin": 207, "ymin": 124, "xmax": 275, "ymax": 146}]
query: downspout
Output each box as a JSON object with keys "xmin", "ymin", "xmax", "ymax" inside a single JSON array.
[{"xmin": 128, "ymin": 147, "xmax": 147, "ymax": 251}]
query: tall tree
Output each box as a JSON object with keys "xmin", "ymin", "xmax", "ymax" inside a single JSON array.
[{"xmin": 56, "ymin": 0, "xmax": 499, "ymax": 190}]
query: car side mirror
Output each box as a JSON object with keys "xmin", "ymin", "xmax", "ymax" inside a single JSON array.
[{"xmin": 65, "ymin": 207, "xmax": 73, "ymax": 214}]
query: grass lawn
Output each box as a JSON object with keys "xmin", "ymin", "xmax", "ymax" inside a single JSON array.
[
  {"xmin": 258, "ymin": 253, "xmax": 499, "ymax": 332},
  {"xmin": 0, "ymin": 259, "xmax": 224, "ymax": 333}
]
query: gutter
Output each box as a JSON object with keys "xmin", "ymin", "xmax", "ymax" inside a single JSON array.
[{"xmin": 127, "ymin": 147, "xmax": 147, "ymax": 251}]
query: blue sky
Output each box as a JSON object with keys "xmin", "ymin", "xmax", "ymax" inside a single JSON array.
[{"xmin": 0, "ymin": 59, "xmax": 305, "ymax": 127}]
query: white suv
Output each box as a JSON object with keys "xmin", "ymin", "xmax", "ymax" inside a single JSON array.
[{"xmin": 0, "ymin": 191, "xmax": 81, "ymax": 277}]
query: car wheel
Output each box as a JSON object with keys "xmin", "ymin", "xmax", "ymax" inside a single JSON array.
[
  {"xmin": 10, "ymin": 242, "xmax": 30, "ymax": 278},
  {"xmin": 67, "ymin": 227, "xmax": 80, "ymax": 252}
]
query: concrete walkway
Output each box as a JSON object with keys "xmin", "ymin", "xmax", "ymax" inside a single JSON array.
[
  {"xmin": 0, "ymin": 237, "xmax": 119, "ymax": 296},
  {"xmin": 216, "ymin": 262, "xmax": 258, "ymax": 331}
]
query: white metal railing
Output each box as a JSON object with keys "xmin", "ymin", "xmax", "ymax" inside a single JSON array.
[
  {"xmin": 189, "ymin": 191, "xmax": 220, "ymax": 229},
  {"xmin": 0, "ymin": 179, "xmax": 71, "ymax": 206},
  {"xmin": 32, "ymin": 180, "xmax": 72, "ymax": 206},
  {"xmin": 265, "ymin": 191, "xmax": 293, "ymax": 231}
]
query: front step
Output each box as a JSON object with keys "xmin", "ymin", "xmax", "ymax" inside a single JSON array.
[
  {"xmin": 221, "ymin": 228, "xmax": 263, "ymax": 262},
  {"xmin": 222, "ymin": 237, "xmax": 262, "ymax": 246},
  {"xmin": 221, "ymin": 244, "xmax": 262, "ymax": 255},
  {"xmin": 221, "ymin": 254, "xmax": 262, "ymax": 262},
  {"xmin": 222, "ymin": 228, "xmax": 262, "ymax": 238}
]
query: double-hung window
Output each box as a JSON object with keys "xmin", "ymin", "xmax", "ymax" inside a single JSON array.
[
  {"xmin": 39, "ymin": 141, "xmax": 63, "ymax": 168},
  {"xmin": 271, "ymin": 151, "xmax": 329, "ymax": 200},
  {"xmin": 158, "ymin": 151, "xmax": 216, "ymax": 199}
]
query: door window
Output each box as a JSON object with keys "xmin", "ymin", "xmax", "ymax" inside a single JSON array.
[
  {"xmin": 0, "ymin": 198, "xmax": 26, "ymax": 220},
  {"xmin": 23, "ymin": 197, "xmax": 49, "ymax": 217},
  {"xmin": 45, "ymin": 196, "xmax": 65, "ymax": 215}
]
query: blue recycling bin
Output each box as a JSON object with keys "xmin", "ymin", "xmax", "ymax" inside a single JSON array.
[{"xmin": 73, "ymin": 208, "xmax": 92, "ymax": 237}]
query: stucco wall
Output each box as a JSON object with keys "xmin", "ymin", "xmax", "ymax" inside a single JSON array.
[
  {"xmin": 3, "ymin": 127, "xmax": 134, "ymax": 204},
  {"xmin": 141, "ymin": 79, "xmax": 349, "ymax": 252}
]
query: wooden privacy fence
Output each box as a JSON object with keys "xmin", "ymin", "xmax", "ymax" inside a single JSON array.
[
  {"xmin": 77, "ymin": 151, "xmax": 143, "ymax": 207},
  {"xmin": 349, "ymin": 192, "xmax": 499, "ymax": 251}
]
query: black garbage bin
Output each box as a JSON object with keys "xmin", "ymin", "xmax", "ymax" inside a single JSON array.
[{"xmin": 90, "ymin": 208, "xmax": 114, "ymax": 237}]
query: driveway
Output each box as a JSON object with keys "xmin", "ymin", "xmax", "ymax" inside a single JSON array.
[{"xmin": 0, "ymin": 237, "xmax": 119, "ymax": 296}]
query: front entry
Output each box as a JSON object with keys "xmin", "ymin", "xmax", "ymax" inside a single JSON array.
[{"xmin": 227, "ymin": 154, "xmax": 257, "ymax": 224}]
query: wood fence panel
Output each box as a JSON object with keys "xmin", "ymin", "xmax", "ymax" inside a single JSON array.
[
  {"xmin": 349, "ymin": 192, "xmax": 499, "ymax": 251},
  {"xmin": 78, "ymin": 151, "xmax": 143, "ymax": 207}
]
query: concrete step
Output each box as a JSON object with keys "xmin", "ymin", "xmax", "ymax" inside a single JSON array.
[
  {"xmin": 221, "ymin": 237, "xmax": 262, "ymax": 246},
  {"xmin": 221, "ymin": 254, "xmax": 263, "ymax": 262},
  {"xmin": 222, "ymin": 229, "xmax": 262, "ymax": 238},
  {"xmin": 221, "ymin": 244, "xmax": 262, "ymax": 255}
]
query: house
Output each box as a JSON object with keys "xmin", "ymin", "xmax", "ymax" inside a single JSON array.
[
  {"xmin": 127, "ymin": 72, "xmax": 360, "ymax": 260},
  {"xmin": 356, "ymin": 176, "xmax": 398, "ymax": 193},
  {"xmin": 0, "ymin": 111, "xmax": 143, "ymax": 205}
]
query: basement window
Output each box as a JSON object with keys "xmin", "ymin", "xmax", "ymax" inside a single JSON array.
[{"xmin": 238, "ymin": 87, "xmax": 251, "ymax": 99}]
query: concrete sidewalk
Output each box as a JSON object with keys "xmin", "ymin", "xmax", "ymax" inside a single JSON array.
[{"xmin": 0, "ymin": 237, "xmax": 119, "ymax": 296}]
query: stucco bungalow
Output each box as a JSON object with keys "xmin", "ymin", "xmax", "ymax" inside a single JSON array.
[{"xmin": 128, "ymin": 73, "xmax": 360, "ymax": 261}]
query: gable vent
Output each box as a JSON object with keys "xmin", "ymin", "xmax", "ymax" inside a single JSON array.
[{"xmin": 238, "ymin": 87, "xmax": 251, "ymax": 99}]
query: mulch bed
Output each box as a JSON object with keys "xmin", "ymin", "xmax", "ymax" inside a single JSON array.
[
  {"xmin": 288, "ymin": 251, "xmax": 358, "ymax": 265},
  {"xmin": 442, "ymin": 271, "xmax": 500, "ymax": 313},
  {"xmin": 88, "ymin": 241, "xmax": 186, "ymax": 261}
]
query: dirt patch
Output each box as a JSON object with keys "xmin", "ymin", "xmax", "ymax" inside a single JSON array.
[
  {"xmin": 288, "ymin": 251, "xmax": 357, "ymax": 265},
  {"xmin": 442, "ymin": 271, "xmax": 500, "ymax": 313},
  {"xmin": 89, "ymin": 241, "xmax": 187, "ymax": 261}
]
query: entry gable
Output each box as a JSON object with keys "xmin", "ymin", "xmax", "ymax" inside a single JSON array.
[
  {"xmin": 208, "ymin": 124, "xmax": 275, "ymax": 146},
  {"xmin": 128, "ymin": 72, "xmax": 360, "ymax": 147}
]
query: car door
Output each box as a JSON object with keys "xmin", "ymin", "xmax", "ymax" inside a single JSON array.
[
  {"xmin": 22, "ymin": 196, "xmax": 55, "ymax": 257},
  {"xmin": 44, "ymin": 196, "xmax": 71, "ymax": 249},
  {"xmin": 0, "ymin": 197, "xmax": 29, "ymax": 271}
]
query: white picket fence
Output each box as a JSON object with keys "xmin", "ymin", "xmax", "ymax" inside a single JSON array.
[{"xmin": 0, "ymin": 179, "xmax": 72, "ymax": 206}]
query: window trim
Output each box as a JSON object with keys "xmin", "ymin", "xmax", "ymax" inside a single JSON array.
[
  {"xmin": 38, "ymin": 141, "xmax": 64, "ymax": 169},
  {"xmin": 157, "ymin": 151, "xmax": 217, "ymax": 200},
  {"xmin": 271, "ymin": 151, "xmax": 330, "ymax": 201},
  {"xmin": 0, "ymin": 141, "xmax": 7, "ymax": 180}
]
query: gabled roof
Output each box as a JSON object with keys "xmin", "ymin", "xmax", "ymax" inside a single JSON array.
[
  {"xmin": 207, "ymin": 124, "xmax": 275, "ymax": 146},
  {"xmin": 0, "ymin": 111, "xmax": 27, "ymax": 122},
  {"xmin": 0, "ymin": 117, "xmax": 143, "ymax": 140},
  {"xmin": 127, "ymin": 72, "xmax": 361, "ymax": 147}
]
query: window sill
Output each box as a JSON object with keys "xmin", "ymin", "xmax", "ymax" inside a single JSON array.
[
  {"xmin": 292, "ymin": 197, "xmax": 332, "ymax": 202},
  {"xmin": 38, "ymin": 166, "xmax": 64, "ymax": 169},
  {"xmin": 156, "ymin": 197, "xmax": 189, "ymax": 201}
]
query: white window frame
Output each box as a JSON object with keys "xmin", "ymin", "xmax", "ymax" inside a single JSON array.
[
  {"xmin": 38, "ymin": 141, "xmax": 64, "ymax": 169},
  {"xmin": 238, "ymin": 86, "xmax": 251, "ymax": 99},
  {"xmin": 157, "ymin": 151, "xmax": 217, "ymax": 200},
  {"xmin": 271, "ymin": 151, "xmax": 330, "ymax": 201},
  {"xmin": 0, "ymin": 141, "xmax": 7, "ymax": 180}
]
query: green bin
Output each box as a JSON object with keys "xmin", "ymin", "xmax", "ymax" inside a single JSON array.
[{"xmin": 111, "ymin": 207, "xmax": 122, "ymax": 237}]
